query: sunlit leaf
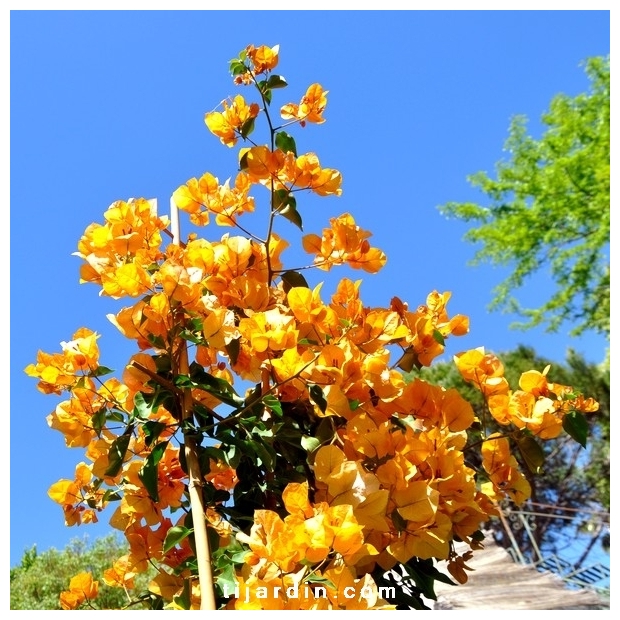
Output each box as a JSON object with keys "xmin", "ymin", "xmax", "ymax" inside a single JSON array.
[
  {"xmin": 133, "ymin": 391, "xmax": 154, "ymax": 420},
  {"xmin": 262, "ymin": 394, "xmax": 283, "ymax": 417},
  {"xmin": 301, "ymin": 435, "xmax": 320, "ymax": 453},
  {"xmin": 275, "ymin": 131, "xmax": 297, "ymax": 156},
  {"xmin": 163, "ymin": 525, "xmax": 193, "ymax": 553},
  {"xmin": 229, "ymin": 60, "xmax": 247, "ymax": 76},
  {"xmin": 89, "ymin": 365, "xmax": 114, "ymax": 377},
  {"xmin": 216, "ymin": 563, "xmax": 238, "ymax": 597}
]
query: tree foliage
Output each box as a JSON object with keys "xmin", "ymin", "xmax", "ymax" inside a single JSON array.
[
  {"xmin": 439, "ymin": 56, "xmax": 610, "ymax": 337},
  {"xmin": 24, "ymin": 44, "xmax": 601, "ymax": 610},
  {"xmin": 10, "ymin": 535, "xmax": 154, "ymax": 610}
]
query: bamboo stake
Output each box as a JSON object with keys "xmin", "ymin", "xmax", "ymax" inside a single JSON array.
[{"xmin": 169, "ymin": 196, "xmax": 217, "ymax": 610}]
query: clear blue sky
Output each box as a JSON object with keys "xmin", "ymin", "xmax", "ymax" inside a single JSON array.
[{"xmin": 10, "ymin": 10, "xmax": 610, "ymax": 567}]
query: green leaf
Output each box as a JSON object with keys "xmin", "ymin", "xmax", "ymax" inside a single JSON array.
[
  {"xmin": 230, "ymin": 550, "xmax": 250, "ymax": 564},
  {"xmin": 262, "ymin": 394, "xmax": 283, "ymax": 417},
  {"xmin": 187, "ymin": 317, "xmax": 203, "ymax": 331},
  {"xmin": 272, "ymin": 188, "xmax": 291, "ymax": 210},
  {"xmin": 240, "ymin": 117, "xmax": 255, "ymax": 139},
  {"xmin": 267, "ymin": 74, "xmax": 288, "ymax": 90},
  {"xmin": 216, "ymin": 563, "xmax": 238, "ymax": 597},
  {"xmin": 89, "ymin": 365, "xmax": 114, "ymax": 378},
  {"xmin": 251, "ymin": 441, "xmax": 276, "ymax": 472},
  {"xmin": 91, "ymin": 409, "xmax": 107, "ymax": 434},
  {"xmin": 272, "ymin": 189, "xmax": 302, "ymax": 230},
  {"xmin": 189, "ymin": 364, "xmax": 243, "ymax": 407},
  {"xmin": 432, "ymin": 330, "xmax": 445, "ymax": 346},
  {"xmin": 143, "ymin": 420, "xmax": 168, "ymax": 447},
  {"xmin": 297, "ymin": 338, "xmax": 319, "ymax": 346},
  {"xmin": 173, "ymin": 579, "xmax": 191, "ymax": 610},
  {"xmin": 104, "ymin": 431, "xmax": 132, "ymax": 477},
  {"xmin": 275, "ymin": 131, "xmax": 297, "ymax": 156},
  {"xmin": 279, "ymin": 200, "xmax": 303, "ymax": 231},
  {"xmin": 515, "ymin": 433, "xmax": 545, "ymax": 474},
  {"xmin": 243, "ymin": 383, "xmax": 262, "ymax": 407},
  {"xmin": 193, "ymin": 403, "xmax": 215, "ymax": 424},
  {"xmin": 563, "ymin": 410, "xmax": 589, "ymax": 448},
  {"xmin": 301, "ymin": 435, "xmax": 321, "ymax": 453},
  {"xmin": 163, "ymin": 526, "xmax": 193, "ymax": 553},
  {"xmin": 178, "ymin": 329, "xmax": 204, "ymax": 345},
  {"xmin": 147, "ymin": 334, "xmax": 167, "ymax": 349},
  {"xmin": 102, "ymin": 489, "xmax": 122, "ymax": 502},
  {"xmin": 471, "ymin": 529, "xmax": 485, "ymax": 542},
  {"xmin": 107, "ymin": 410, "xmax": 125, "ymax": 423},
  {"xmin": 391, "ymin": 508, "xmax": 407, "ymax": 533},
  {"xmin": 280, "ymin": 270, "xmax": 309, "ymax": 293},
  {"xmin": 174, "ymin": 374, "xmax": 193, "ymax": 388},
  {"xmin": 304, "ymin": 574, "xmax": 336, "ymax": 589},
  {"xmin": 309, "ymin": 384, "xmax": 327, "ymax": 414},
  {"xmin": 139, "ymin": 441, "xmax": 169, "ymax": 502},
  {"xmin": 133, "ymin": 391, "xmax": 154, "ymax": 420},
  {"xmin": 225, "ymin": 444, "xmax": 240, "ymax": 469},
  {"xmin": 199, "ymin": 446, "xmax": 227, "ymax": 474},
  {"xmin": 251, "ymin": 425, "xmax": 274, "ymax": 439},
  {"xmin": 314, "ymin": 417, "xmax": 337, "ymax": 445},
  {"xmin": 375, "ymin": 576, "xmax": 430, "ymax": 610},
  {"xmin": 239, "ymin": 149, "xmax": 250, "ymax": 171},
  {"xmin": 229, "ymin": 59, "xmax": 247, "ymax": 76}
]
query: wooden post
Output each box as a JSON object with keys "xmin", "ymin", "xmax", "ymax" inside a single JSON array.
[{"xmin": 169, "ymin": 196, "xmax": 217, "ymax": 610}]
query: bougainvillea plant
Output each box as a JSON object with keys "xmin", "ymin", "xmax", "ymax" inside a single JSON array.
[{"xmin": 26, "ymin": 44, "xmax": 599, "ymax": 610}]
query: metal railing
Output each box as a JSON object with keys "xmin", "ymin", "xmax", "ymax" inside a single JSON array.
[{"xmin": 497, "ymin": 502, "xmax": 610, "ymax": 596}]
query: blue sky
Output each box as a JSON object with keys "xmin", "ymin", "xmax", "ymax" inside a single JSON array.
[{"xmin": 10, "ymin": 10, "xmax": 610, "ymax": 567}]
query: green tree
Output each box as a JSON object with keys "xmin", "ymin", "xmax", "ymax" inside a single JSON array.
[
  {"xmin": 440, "ymin": 56, "xmax": 610, "ymax": 337},
  {"xmin": 416, "ymin": 345, "xmax": 610, "ymax": 566},
  {"xmin": 10, "ymin": 534, "xmax": 154, "ymax": 610}
]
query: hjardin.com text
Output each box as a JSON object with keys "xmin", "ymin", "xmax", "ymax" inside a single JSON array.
[{"xmin": 221, "ymin": 583, "xmax": 397, "ymax": 604}]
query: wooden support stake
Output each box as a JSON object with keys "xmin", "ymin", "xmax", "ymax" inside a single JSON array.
[{"xmin": 169, "ymin": 196, "xmax": 216, "ymax": 610}]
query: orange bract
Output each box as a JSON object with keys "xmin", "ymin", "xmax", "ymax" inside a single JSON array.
[
  {"xmin": 59, "ymin": 572, "xmax": 99, "ymax": 610},
  {"xmin": 246, "ymin": 44, "xmax": 280, "ymax": 74},
  {"xmin": 303, "ymin": 213, "xmax": 386, "ymax": 273},
  {"xmin": 26, "ymin": 42, "xmax": 600, "ymax": 611},
  {"xmin": 205, "ymin": 95, "xmax": 260, "ymax": 147},
  {"xmin": 281, "ymin": 83, "xmax": 328, "ymax": 126}
]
